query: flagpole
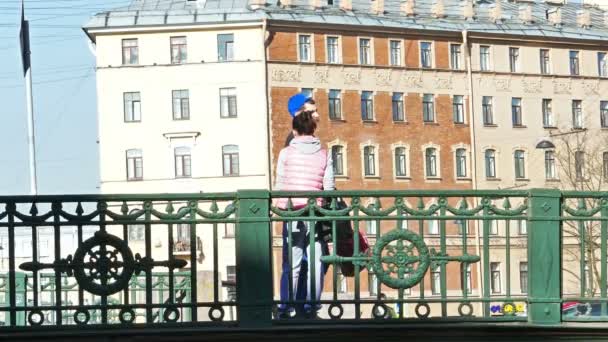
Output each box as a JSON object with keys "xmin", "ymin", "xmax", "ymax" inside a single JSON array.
[
  {"xmin": 20, "ymin": 2, "xmax": 37, "ymax": 195},
  {"xmin": 25, "ymin": 62, "xmax": 37, "ymax": 196}
]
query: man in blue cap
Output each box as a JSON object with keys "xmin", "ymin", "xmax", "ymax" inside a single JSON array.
[{"xmin": 284, "ymin": 92, "xmax": 319, "ymax": 147}]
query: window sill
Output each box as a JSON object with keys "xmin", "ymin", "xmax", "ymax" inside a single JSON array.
[
  {"xmin": 486, "ymin": 177, "xmax": 502, "ymax": 181},
  {"xmin": 175, "ymin": 176, "xmax": 193, "ymax": 179},
  {"xmin": 483, "ymin": 124, "xmax": 498, "ymax": 128},
  {"xmin": 456, "ymin": 177, "xmax": 472, "ymax": 181},
  {"xmin": 330, "ymin": 118, "xmax": 346, "ymax": 122},
  {"xmin": 335, "ymin": 175, "xmax": 349, "ymax": 180},
  {"xmin": 425, "ymin": 177, "xmax": 442, "ymax": 183},
  {"xmin": 515, "ymin": 178, "xmax": 530, "ymax": 182},
  {"xmin": 543, "ymin": 126, "xmax": 558, "ymax": 130},
  {"xmin": 220, "ymin": 116, "xmax": 238, "ymax": 119},
  {"xmin": 127, "ymin": 178, "xmax": 143, "ymax": 182},
  {"xmin": 512, "ymin": 125, "xmax": 527, "ymax": 129},
  {"xmin": 124, "ymin": 121, "xmax": 142, "ymax": 124},
  {"xmin": 454, "ymin": 123, "xmax": 468, "ymax": 127},
  {"xmin": 545, "ymin": 178, "xmax": 560, "ymax": 182},
  {"xmin": 395, "ymin": 176, "xmax": 411, "ymax": 181},
  {"xmin": 423, "ymin": 122, "xmax": 439, "ymax": 126},
  {"xmin": 393, "ymin": 121, "xmax": 408, "ymax": 125},
  {"xmin": 223, "ymin": 236, "xmax": 235, "ymax": 239},
  {"xmin": 364, "ymin": 176, "xmax": 381, "ymax": 180},
  {"xmin": 362, "ymin": 120, "xmax": 378, "ymax": 124}
]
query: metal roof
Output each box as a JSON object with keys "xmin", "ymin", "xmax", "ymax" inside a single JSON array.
[{"xmin": 83, "ymin": 0, "xmax": 608, "ymax": 42}]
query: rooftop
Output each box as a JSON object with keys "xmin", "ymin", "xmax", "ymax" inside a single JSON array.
[{"xmin": 83, "ymin": 0, "xmax": 608, "ymax": 42}]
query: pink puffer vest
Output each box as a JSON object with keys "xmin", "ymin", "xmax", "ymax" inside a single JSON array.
[{"xmin": 275, "ymin": 144, "xmax": 328, "ymax": 209}]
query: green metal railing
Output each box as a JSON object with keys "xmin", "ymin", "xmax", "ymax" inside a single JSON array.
[{"xmin": 0, "ymin": 189, "xmax": 604, "ymax": 330}]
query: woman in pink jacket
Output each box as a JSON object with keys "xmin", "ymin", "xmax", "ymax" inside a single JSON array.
[{"xmin": 275, "ymin": 110, "xmax": 335, "ymax": 318}]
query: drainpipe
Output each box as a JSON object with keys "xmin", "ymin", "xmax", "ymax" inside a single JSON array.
[
  {"xmin": 262, "ymin": 18, "xmax": 273, "ymax": 190},
  {"xmin": 463, "ymin": 29, "xmax": 483, "ymax": 314}
]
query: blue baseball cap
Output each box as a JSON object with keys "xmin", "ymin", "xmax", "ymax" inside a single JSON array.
[{"xmin": 287, "ymin": 93, "xmax": 311, "ymax": 117}]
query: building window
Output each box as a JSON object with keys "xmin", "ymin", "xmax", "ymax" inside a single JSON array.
[
  {"xmin": 512, "ymin": 98, "xmax": 522, "ymax": 127},
  {"xmin": 540, "ymin": 49, "xmax": 550, "ymax": 74},
  {"xmin": 175, "ymin": 223, "xmax": 190, "ymax": 252},
  {"xmin": 327, "ymin": 36, "xmax": 339, "ymax": 64},
  {"xmin": 490, "ymin": 262, "xmax": 501, "ymax": 294},
  {"xmin": 217, "ymin": 33, "xmax": 234, "ymax": 61},
  {"xmin": 542, "ymin": 99, "xmax": 554, "ymax": 128},
  {"xmin": 482, "ymin": 96, "xmax": 493, "ymax": 125},
  {"xmin": 329, "ymin": 89, "xmax": 342, "ymax": 120},
  {"xmin": 222, "ymin": 145, "xmax": 239, "ymax": 176},
  {"xmin": 490, "ymin": 220, "xmax": 498, "ymax": 235},
  {"xmin": 361, "ymin": 91, "xmax": 374, "ymax": 121},
  {"xmin": 172, "ymin": 90, "xmax": 190, "ymax": 120},
  {"xmin": 450, "ymin": 44, "xmax": 461, "ymax": 70},
  {"xmin": 332, "ymin": 145, "xmax": 344, "ymax": 176},
  {"xmin": 456, "ymin": 148, "xmax": 467, "ymax": 178},
  {"xmin": 453, "ymin": 95, "xmax": 465, "ymax": 124},
  {"xmin": 456, "ymin": 219, "xmax": 466, "ymax": 235},
  {"xmin": 122, "ymin": 39, "xmax": 138, "ymax": 65},
  {"xmin": 364, "ymin": 146, "xmax": 376, "ymax": 176},
  {"xmin": 170, "ymin": 36, "xmax": 187, "ymax": 64},
  {"xmin": 461, "ymin": 263, "xmax": 472, "ymax": 294},
  {"xmin": 389, "ymin": 40, "xmax": 401, "ymax": 66},
  {"xmin": 514, "ymin": 150, "xmax": 526, "ymax": 179},
  {"xmin": 480, "ymin": 45, "xmax": 490, "ymax": 71},
  {"xmin": 601, "ymin": 101, "xmax": 608, "ymax": 128},
  {"xmin": 604, "ymin": 152, "xmax": 608, "ymax": 180},
  {"xmin": 369, "ymin": 272, "xmax": 378, "ymax": 296},
  {"xmin": 575, "ymin": 151, "xmax": 585, "ymax": 180},
  {"xmin": 359, "ymin": 38, "xmax": 371, "ymax": 65},
  {"xmin": 425, "ymin": 147, "xmax": 438, "ymax": 177},
  {"xmin": 395, "ymin": 147, "xmax": 407, "ymax": 177},
  {"xmin": 518, "ymin": 220, "xmax": 527, "ymax": 235},
  {"xmin": 128, "ymin": 209, "xmax": 145, "ymax": 242},
  {"xmin": 298, "ymin": 34, "xmax": 311, "ymax": 62},
  {"xmin": 220, "ymin": 87, "xmax": 237, "ymax": 118},
  {"xmin": 420, "ymin": 41, "xmax": 432, "ymax": 68},
  {"xmin": 509, "ymin": 47, "xmax": 519, "ymax": 72},
  {"xmin": 174, "ymin": 146, "xmax": 192, "ymax": 178},
  {"xmin": 431, "ymin": 266, "xmax": 441, "ymax": 295},
  {"xmin": 224, "ymin": 223, "xmax": 235, "ymax": 238},
  {"xmin": 429, "ymin": 215, "xmax": 439, "ymax": 234},
  {"xmin": 126, "ymin": 149, "xmax": 143, "ymax": 181},
  {"xmin": 572, "ymin": 100, "xmax": 583, "ymax": 129},
  {"xmin": 124, "ymin": 92, "xmax": 141, "ymax": 122},
  {"xmin": 520, "ymin": 262, "xmax": 528, "ymax": 294},
  {"xmin": 545, "ymin": 150, "xmax": 557, "ymax": 180},
  {"xmin": 485, "ymin": 149, "xmax": 496, "ymax": 178},
  {"xmin": 423, "ymin": 94, "xmax": 435, "ymax": 122},
  {"xmin": 599, "ymin": 52, "xmax": 608, "ymax": 77},
  {"xmin": 392, "ymin": 92, "xmax": 405, "ymax": 122},
  {"xmin": 366, "ymin": 218, "xmax": 377, "ymax": 235},
  {"xmin": 570, "ymin": 50, "xmax": 580, "ymax": 75}
]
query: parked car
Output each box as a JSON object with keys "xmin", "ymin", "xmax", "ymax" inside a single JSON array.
[{"xmin": 562, "ymin": 301, "xmax": 604, "ymax": 317}]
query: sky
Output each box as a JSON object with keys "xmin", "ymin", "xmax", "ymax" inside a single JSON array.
[
  {"xmin": 0, "ymin": 0, "xmax": 135, "ymax": 195},
  {"xmin": 0, "ymin": 0, "xmax": 604, "ymax": 196}
]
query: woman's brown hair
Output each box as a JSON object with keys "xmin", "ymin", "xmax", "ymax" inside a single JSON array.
[{"xmin": 292, "ymin": 111, "xmax": 317, "ymax": 135}]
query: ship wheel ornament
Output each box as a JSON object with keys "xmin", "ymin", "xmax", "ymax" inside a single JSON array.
[
  {"xmin": 72, "ymin": 231, "xmax": 136, "ymax": 296},
  {"xmin": 371, "ymin": 229, "xmax": 431, "ymax": 289}
]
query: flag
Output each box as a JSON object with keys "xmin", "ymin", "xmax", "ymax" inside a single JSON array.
[{"xmin": 19, "ymin": 0, "xmax": 30, "ymax": 76}]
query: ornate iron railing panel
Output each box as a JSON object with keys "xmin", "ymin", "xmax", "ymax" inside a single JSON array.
[
  {"xmin": 560, "ymin": 192, "xmax": 608, "ymax": 322},
  {"xmin": 0, "ymin": 194, "xmax": 238, "ymax": 327},
  {"xmin": 269, "ymin": 190, "xmax": 529, "ymax": 321}
]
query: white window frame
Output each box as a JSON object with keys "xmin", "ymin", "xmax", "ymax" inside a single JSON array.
[
  {"xmin": 450, "ymin": 43, "xmax": 462, "ymax": 70},
  {"xmin": 325, "ymin": 35, "xmax": 341, "ymax": 64},
  {"xmin": 361, "ymin": 142, "xmax": 380, "ymax": 179},
  {"xmin": 420, "ymin": 41, "xmax": 434, "ymax": 68},
  {"xmin": 540, "ymin": 49, "xmax": 551, "ymax": 75},
  {"xmin": 479, "ymin": 45, "xmax": 491, "ymax": 71},
  {"xmin": 297, "ymin": 33, "xmax": 313, "ymax": 63},
  {"xmin": 490, "ymin": 262, "xmax": 502, "ymax": 294},
  {"xmin": 126, "ymin": 149, "xmax": 143, "ymax": 181},
  {"xmin": 174, "ymin": 146, "xmax": 192, "ymax": 178},
  {"xmin": 391, "ymin": 143, "xmax": 410, "ymax": 179},
  {"xmin": 453, "ymin": 95, "xmax": 465, "ymax": 124},
  {"xmin": 513, "ymin": 148, "xmax": 527, "ymax": 180},
  {"xmin": 358, "ymin": 37, "xmax": 373, "ymax": 65},
  {"xmin": 388, "ymin": 39, "xmax": 403, "ymax": 66},
  {"xmin": 509, "ymin": 46, "xmax": 520, "ymax": 73},
  {"xmin": 483, "ymin": 146, "xmax": 500, "ymax": 179},
  {"xmin": 328, "ymin": 139, "xmax": 348, "ymax": 178},
  {"xmin": 452, "ymin": 144, "xmax": 470, "ymax": 180},
  {"xmin": 422, "ymin": 143, "xmax": 441, "ymax": 180},
  {"xmin": 328, "ymin": 89, "xmax": 342, "ymax": 120},
  {"xmin": 545, "ymin": 150, "xmax": 557, "ymax": 180}
]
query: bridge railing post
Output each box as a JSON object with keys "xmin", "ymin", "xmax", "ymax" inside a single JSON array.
[
  {"xmin": 527, "ymin": 188, "xmax": 562, "ymax": 325},
  {"xmin": 235, "ymin": 190, "xmax": 272, "ymax": 328}
]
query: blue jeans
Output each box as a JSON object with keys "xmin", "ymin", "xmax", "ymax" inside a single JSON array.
[{"xmin": 278, "ymin": 221, "xmax": 326, "ymax": 313}]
